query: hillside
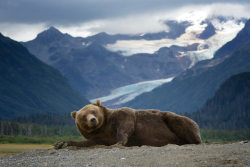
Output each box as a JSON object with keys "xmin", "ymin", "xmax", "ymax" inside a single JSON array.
[
  {"xmin": 0, "ymin": 33, "xmax": 90, "ymax": 119},
  {"xmin": 187, "ymin": 72, "xmax": 250, "ymax": 130},
  {"xmin": 124, "ymin": 19, "xmax": 250, "ymax": 112}
]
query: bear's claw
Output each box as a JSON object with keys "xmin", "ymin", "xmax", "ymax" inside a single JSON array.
[
  {"xmin": 115, "ymin": 140, "xmax": 127, "ymax": 146},
  {"xmin": 53, "ymin": 142, "xmax": 68, "ymax": 150}
]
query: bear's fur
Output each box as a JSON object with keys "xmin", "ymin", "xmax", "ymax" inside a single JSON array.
[{"xmin": 54, "ymin": 100, "xmax": 201, "ymax": 149}]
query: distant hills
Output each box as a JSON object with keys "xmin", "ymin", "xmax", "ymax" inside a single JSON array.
[
  {"xmin": 0, "ymin": 33, "xmax": 90, "ymax": 119},
  {"xmin": 124, "ymin": 19, "xmax": 250, "ymax": 113},
  {"xmin": 187, "ymin": 72, "xmax": 250, "ymax": 130}
]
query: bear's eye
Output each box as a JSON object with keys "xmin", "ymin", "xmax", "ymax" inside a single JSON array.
[
  {"xmin": 91, "ymin": 111, "xmax": 95, "ymax": 114},
  {"xmin": 82, "ymin": 115, "xmax": 86, "ymax": 119}
]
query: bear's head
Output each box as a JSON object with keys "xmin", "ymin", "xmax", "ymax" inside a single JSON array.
[{"xmin": 71, "ymin": 99, "xmax": 104, "ymax": 133}]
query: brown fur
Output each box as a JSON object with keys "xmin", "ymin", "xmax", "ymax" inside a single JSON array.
[{"xmin": 54, "ymin": 99, "xmax": 201, "ymax": 149}]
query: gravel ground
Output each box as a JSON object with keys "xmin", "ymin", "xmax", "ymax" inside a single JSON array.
[{"xmin": 0, "ymin": 141, "xmax": 250, "ymax": 167}]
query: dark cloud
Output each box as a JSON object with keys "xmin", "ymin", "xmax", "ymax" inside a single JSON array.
[{"xmin": 0, "ymin": 0, "xmax": 249, "ymax": 25}]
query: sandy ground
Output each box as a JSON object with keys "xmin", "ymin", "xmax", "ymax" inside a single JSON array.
[{"xmin": 0, "ymin": 141, "xmax": 250, "ymax": 167}]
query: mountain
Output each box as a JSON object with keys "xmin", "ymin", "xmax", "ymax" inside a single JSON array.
[
  {"xmin": 22, "ymin": 27, "xmax": 94, "ymax": 96},
  {"xmin": 22, "ymin": 28, "xmax": 192, "ymax": 99},
  {"xmin": 124, "ymin": 19, "xmax": 250, "ymax": 113},
  {"xmin": 187, "ymin": 72, "xmax": 250, "ymax": 130},
  {"xmin": 178, "ymin": 18, "xmax": 250, "ymax": 81},
  {"xmin": 0, "ymin": 33, "xmax": 90, "ymax": 119},
  {"xmin": 80, "ymin": 20, "xmax": 190, "ymax": 44},
  {"xmin": 22, "ymin": 13, "xmax": 247, "ymax": 102},
  {"xmin": 198, "ymin": 22, "xmax": 216, "ymax": 39}
]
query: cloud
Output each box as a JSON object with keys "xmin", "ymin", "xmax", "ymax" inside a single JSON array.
[
  {"xmin": 81, "ymin": 14, "xmax": 170, "ymax": 35},
  {"xmin": 1, "ymin": 0, "xmax": 250, "ymax": 25},
  {"xmin": 0, "ymin": 1, "xmax": 250, "ymax": 41},
  {"xmin": 59, "ymin": 3, "xmax": 250, "ymax": 37},
  {"xmin": 0, "ymin": 23, "xmax": 47, "ymax": 42}
]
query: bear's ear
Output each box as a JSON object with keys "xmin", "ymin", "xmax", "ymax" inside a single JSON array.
[
  {"xmin": 93, "ymin": 99, "xmax": 101, "ymax": 107},
  {"xmin": 71, "ymin": 111, "xmax": 77, "ymax": 120}
]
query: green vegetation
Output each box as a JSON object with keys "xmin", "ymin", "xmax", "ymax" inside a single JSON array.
[
  {"xmin": 0, "ymin": 144, "xmax": 53, "ymax": 157},
  {"xmin": 0, "ymin": 112, "xmax": 81, "ymax": 137},
  {"xmin": 0, "ymin": 136, "xmax": 84, "ymax": 144},
  {"xmin": 0, "ymin": 33, "xmax": 89, "ymax": 119},
  {"xmin": 184, "ymin": 72, "xmax": 250, "ymax": 130},
  {"xmin": 200, "ymin": 129, "xmax": 250, "ymax": 143}
]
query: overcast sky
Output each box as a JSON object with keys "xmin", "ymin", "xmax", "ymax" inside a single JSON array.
[{"xmin": 0, "ymin": 0, "xmax": 250, "ymax": 41}]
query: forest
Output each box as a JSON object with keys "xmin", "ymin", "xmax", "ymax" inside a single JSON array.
[
  {"xmin": 182, "ymin": 72, "xmax": 250, "ymax": 130},
  {"xmin": 0, "ymin": 112, "xmax": 79, "ymax": 137}
]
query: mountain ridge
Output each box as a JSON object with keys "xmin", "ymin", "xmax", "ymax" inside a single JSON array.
[
  {"xmin": 124, "ymin": 19, "xmax": 250, "ymax": 113},
  {"xmin": 22, "ymin": 28, "xmax": 192, "ymax": 99},
  {"xmin": 0, "ymin": 33, "xmax": 90, "ymax": 119}
]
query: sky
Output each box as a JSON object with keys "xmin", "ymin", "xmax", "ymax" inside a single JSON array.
[{"xmin": 0, "ymin": 0, "xmax": 250, "ymax": 41}]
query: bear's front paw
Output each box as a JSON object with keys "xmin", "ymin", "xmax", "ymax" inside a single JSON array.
[{"xmin": 53, "ymin": 141, "xmax": 70, "ymax": 150}]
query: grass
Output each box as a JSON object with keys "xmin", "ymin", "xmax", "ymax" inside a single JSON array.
[
  {"xmin": 0, "ymin": 144, "xmax": 53, "ymax": 157},
  {"xmin": 200, "ymin": 129, "xmax": 250, "ymax": 143},
  {"xmin": 0, "ymin": 135, "xmax": 85, "ymax": 144},
  {"xmin": 0, "ymin": 135, "xmax": 86, "ymax": 157}
]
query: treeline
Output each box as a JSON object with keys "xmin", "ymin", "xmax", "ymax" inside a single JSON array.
[
  {"xmin": 200, "ymin": 129, "xmax": 250, "ymax": 142},
  {"xmin": 182, "ymin": 72, "xmax": 250, "ymax": 130},
  {"xmin": 11, "ymin": 111, "xmax": 75, "ymax": 126},
  {"xmin": 0, "ymin": 112, "xmax": 79, "ymax": 137}
]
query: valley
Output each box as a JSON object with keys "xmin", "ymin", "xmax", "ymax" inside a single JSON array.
[{"xmin": 21, "ymin": 12, "xmax": 247, "ymax": 105}]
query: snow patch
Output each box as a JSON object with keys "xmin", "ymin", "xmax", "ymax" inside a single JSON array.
[
  {"xmin": 185, "ymin": 30, "xmax": 240, "ymax": 67},
  {"xmin": 106, "ymin": 39, "xmax": 203, "ymax": 56},
  {"xmin": 90, "ymin": 77, "xmax": 174, "ymax": 105},
  {"xmin": 82, "ymin": 42, "xmax": 92, "ymax": 47}
]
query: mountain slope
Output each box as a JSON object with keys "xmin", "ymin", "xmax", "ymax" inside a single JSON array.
[
  {"xmin": 178, "ymin": 18, "xmax": 250, "ymax": 81},
  {"xmin": 22, "ymin": 28, "xmax": 192, "ymax": 99},
  {"xmin": 124, "ymin": 19, "xmax": 250, "ymax": 112},
  {"xmin": 21, "ymin": 15, "xmax": 246, "ymax": 100},
  {"xmin": 188, "ymin": 72, "xmax": 250, "ymax": 130},
  {"xmin": 22, "ymin": 27, "xmax": 94, "ymax": 97},
  {"xmin": 0, "ymin": 33, "xmax": 90, "ymax": 119}
]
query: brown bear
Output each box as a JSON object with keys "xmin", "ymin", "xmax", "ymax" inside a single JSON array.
[{"xmin": 54, "ymin": 100, "xmax": 201, "ymax": 149}]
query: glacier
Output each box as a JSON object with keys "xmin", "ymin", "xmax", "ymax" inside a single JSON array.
[
  {"xmin": 97, "ymin": 12, "xmax": 247, "ymax": 107},
  {"xmin": 185, "ymin": 30, "xmax": 241, "ymax": 67},
  {"xmin": 105, "ymin": 12, "xmax": 245, "ymax": 65},
  {"xmin": 90, "ymin": 77, "xmax": 174, "ymax": 107},
  {"xmin": 105, "ymin": 38, "xmax": 192, "ymax": 56}
]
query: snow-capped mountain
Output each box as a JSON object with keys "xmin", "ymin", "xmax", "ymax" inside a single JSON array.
[
  {"xmin": 106, "ymin": 12, "xmax": 246, "ymax": 68},
  {"xmin": 124, "ymin": 18, "xmax": 250, "ymax": 113},
  {"xmin": 22, "ymin": 11, "xmax": 248, "ymax": 108},
  {"xmin": 92, "ymin": 12, "xmax": 247, "ymax": 107}
]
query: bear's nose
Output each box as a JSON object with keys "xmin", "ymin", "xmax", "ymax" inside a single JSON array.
[{"xmin": 90, "ymin": 118, "xmax": 96, "ymax": 123}]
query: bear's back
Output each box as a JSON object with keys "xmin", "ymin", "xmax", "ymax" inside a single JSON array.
[{"xmin": 125, "ymin": 109, "xmax": 182, "ymax": 146}]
